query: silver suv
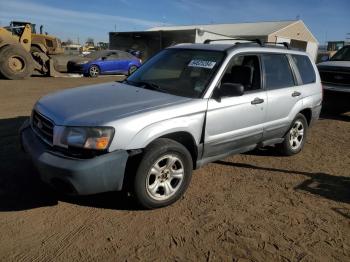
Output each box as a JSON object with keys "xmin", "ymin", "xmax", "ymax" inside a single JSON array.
[{"xmin": 20, "ymin": 41, "xmax": 322, "ymax": 209}]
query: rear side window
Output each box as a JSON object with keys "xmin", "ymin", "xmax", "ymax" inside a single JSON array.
[
  {"xmin": 291, "ymin": 55, "xmax": 316, "ymax": 84},
  {"xmin": 262, "ymin": 54, "xmax": 295, "ymax": 90},
  {"xmin": 118, "ymin": 51, "xmax": 134, "ymax": 59}
]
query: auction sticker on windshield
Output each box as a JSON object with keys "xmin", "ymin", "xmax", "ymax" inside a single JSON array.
[{"xmin": 188, "ymin": 60, "xmax": 216, "ymax": 69}]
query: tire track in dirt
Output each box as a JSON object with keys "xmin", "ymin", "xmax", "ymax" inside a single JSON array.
[{"xmin": 14, "ymin": 207, "xmax": 100, "ymax": 262}]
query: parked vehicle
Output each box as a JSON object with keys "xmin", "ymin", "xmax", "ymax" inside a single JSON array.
[
  {"xmin": 0, "ymin": 21, "xmax": 63, "ymax": 79},
  {"xmin": 317, "ymin": 45, "xmax": 350, "ymax": 93},
  {"xmin": 20, "ymin": 41, "xmax": 322, "ymax": 209},
  {"xmin": 67, "ymin": 50, "xmax": 141, "ymax": 77},
  {"xmin": 317, "ymin": 45, "xmax": 350, "ymax": 113}
]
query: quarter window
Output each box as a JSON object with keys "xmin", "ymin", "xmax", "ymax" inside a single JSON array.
[
  {"xmin": 262, "ymin": 54, "xmax": 295, "ymax": 89},
  {"xmin": 291, "ymin": 55, "xmax": 316, "ymax": 84}
]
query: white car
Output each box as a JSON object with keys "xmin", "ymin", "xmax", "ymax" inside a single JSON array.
[{"xmin": 20, "ymin": 40, "xmax": 322, "ymax": 209}]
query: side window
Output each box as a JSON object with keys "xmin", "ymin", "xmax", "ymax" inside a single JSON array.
[
  {"xmin": 291, "ymin": 55, "xmax": 316, "ymax": 84},
  {"xmin": 262, "ymin": 54, "xmax": 295, "ymax": 90},
  {"xmin": 106, "ymin": 54, "xmax": 119, "ymax": 60},
  {"xmin": 221, "ymin": 55, "xmax": 261, "ymax": 91}
]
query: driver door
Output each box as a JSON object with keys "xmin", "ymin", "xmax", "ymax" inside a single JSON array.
[{"xmin": 203, "ymin": 54, "xmax": 267, "ymax": 158}]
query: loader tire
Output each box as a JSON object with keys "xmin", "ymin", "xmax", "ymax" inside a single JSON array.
[{"xmin": 0, "ymin": 45, "xmax": 34, "ymax": 80}]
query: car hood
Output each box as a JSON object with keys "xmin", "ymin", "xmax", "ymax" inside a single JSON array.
[{"xmin": 35, "ymin": 82, "xmax": 191, "ymax": 126}]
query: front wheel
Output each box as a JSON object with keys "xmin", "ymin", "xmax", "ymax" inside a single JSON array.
[
  {"xmin": 133, "ymin": 138, "xmax": 193, "ymax": 209},
  {"xmin": 278, "ymin": 113, "xmax": 308, "ymax": 156},
  {"xmin": 0, "ymin": 45, "xmax": 34, "ymax": 80},
  {"xmin": 88, "ymin": 65, "xmax": 100, "ymax": 77}
]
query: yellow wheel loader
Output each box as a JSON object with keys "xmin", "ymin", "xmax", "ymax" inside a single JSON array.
[{"xmin": 0, "ymin": 21, "xmax": 63, "ymax": 79}]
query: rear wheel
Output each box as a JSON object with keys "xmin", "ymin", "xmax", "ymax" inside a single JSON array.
[
  {"xmin": 278, "ymin": 113, "xmax": 308, "ymax": 156},
  {"xmin": 0, "ymin": 45, "xmax": 34, "ymax": 80},
  {"xmin": 133, "ymin": 138, "xmax": 193, "ymax": 209},
  {"xmin": 88, "ymin": 65, "xmax": 100, "ymax": 77}
]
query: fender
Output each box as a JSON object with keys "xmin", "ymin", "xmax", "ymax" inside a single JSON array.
[
  {"xmin": 126, "ymin": 112, "xmax": 205, "ymax": 149},
  {"xmin": 107, "ymin": 100, "xmax": 208, "ymax": 152}
]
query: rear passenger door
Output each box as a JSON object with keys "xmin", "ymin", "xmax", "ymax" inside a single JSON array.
[
  {"xmin": 290, "ymin": 54, "xmax": 318, "ymax": 99},
  {"xmin": 262, "ymin": 53, "xmax": 302, "ymax": 140}
]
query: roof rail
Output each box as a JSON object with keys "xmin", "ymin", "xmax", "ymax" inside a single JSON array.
[
  {"xmin": 203, "ymin": 38, "xmax": 263, "ymax": 46},
  {"xmin": 263, "ymin": 42, "xmax": 291, "ymax": 49}
]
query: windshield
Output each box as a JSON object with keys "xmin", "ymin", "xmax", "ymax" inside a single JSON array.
[
  {"xmin": 127, "ymin": 49, "xmax": 225, "ymax": 98},
  {"xmin": 331, "ymin": 46, "xmax": 350, "ymax": 61}
]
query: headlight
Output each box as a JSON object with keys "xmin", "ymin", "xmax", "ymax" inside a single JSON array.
[
  {"xmin": 76, "ymin": 60, "xmax": 89, "ymax": 65},
  {"xmin": 61, "ymin": 127, "xmax": 114, "ymax": 150}
]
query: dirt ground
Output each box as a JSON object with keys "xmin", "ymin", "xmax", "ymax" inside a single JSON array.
[{"xmin": 0, "ymin": 76, "xmax": 349, "ymax": 262}]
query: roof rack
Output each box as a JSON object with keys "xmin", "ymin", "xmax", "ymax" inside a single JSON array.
[
  {"xmin": 204, "ymin": 38, "xmax": 291, "ymax": 50},
  {"xmin": 263, "ymin": 42, "xmax": 291, "ymax": 49},
  {"xmin": 203, "ymin": 38, "xmax": 263, "ymax": 46}
]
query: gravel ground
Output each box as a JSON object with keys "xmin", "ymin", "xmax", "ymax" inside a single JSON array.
[{"xmin": 0, "ymin": 76, "xmax": 349, "ymax": 262}]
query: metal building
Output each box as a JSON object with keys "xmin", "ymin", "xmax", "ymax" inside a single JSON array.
[{"xmin": 109, "ymin": 20, "xmax": 318, "ymax": 60}]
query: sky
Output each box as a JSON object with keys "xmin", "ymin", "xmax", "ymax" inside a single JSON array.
[{"xmin": 0, "ymin": 0, "xmax": 349, "ymax": 45}]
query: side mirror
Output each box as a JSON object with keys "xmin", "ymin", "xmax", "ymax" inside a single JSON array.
[
  {"xmin": 220, "ymin": 83, "xmax": 244, "ymax": 97},
  {"xmin": 102, "ymin": 56, "xmax": 107, "ymax": 60}
]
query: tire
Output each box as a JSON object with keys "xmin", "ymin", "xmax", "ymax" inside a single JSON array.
[
  {"xmin": 133, "ymin": 138, "xmax": 193, "ymax": 209},
  {"xmin": 0, "ymin": 45, "xmax": 34, "ymax": 80},
  {"xmin": 128, "ymin": 65, "xmax": 138, "ymax": 76},
  {"xmin": 278, "ymin": 113, "xmax": 308, "ymax": 156},
  {"xmin": 88, "ymin": 65, "xmax": 100, "ymax": 77}
]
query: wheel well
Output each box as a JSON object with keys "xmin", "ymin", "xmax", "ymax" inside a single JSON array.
[
  {"xmin": 0, "ymin": 44, "xmax": 9, "ymax": 52},
  {"xmin": 90, "ymin": 64, "xmax": 100, "ymax": 70},
  {"xmin": 123, "ymin": 132, "xmax": 198, "ymax": 191},
  {"xmin": 300, "ymin": 108, "xmax": 312, "ymax": 125},
  {"xmin": 160, "ymin": 132, "xmax": 198, "ymax": 168}
]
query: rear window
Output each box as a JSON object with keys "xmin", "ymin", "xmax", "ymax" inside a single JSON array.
[
  {"xmin": 262, "ymin": 54, "xmax": 295, "ymax": 90},
  {"xmin": 118, "ymin": 51, "xmax": 134, "ymax": 59},
  {"xmin": 292, "ymin": 55, "xmax": 316, "ymax": 84}
]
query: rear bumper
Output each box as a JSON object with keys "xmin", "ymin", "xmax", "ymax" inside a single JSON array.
[
  {"xmin": 20, "ymin": 121, "xmax": 128, "ymax": 195},
  {"xmin": 310, "ymin": 104, "xmax": 322, "ymax": 126}
]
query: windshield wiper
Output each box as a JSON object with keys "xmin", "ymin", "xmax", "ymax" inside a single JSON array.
[
  {"xmin": 135, "ymin": 81, "xmax": 168, "ymax": 93},
  {"xmin": 122, "ymin": 79, "xmax": 138, "ymax": 86}
]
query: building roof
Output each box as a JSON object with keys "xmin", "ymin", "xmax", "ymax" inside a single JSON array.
[{"xmin": 148, "ymin": 20, "xmax": 298, "ymax": 36}]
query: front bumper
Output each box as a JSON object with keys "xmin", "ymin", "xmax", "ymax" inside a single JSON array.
[
  {"xmin": 67, "ymin": 63, "xmax": 86, "ymax": 74},
  {"xmin": 20, "ymin": 121, "xmax": 128, "ymax": 195}
]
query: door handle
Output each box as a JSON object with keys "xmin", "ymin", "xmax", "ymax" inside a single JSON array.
[
  {"xmin": 292, "ymin": 91, "xmax": 301, "ymax": 97},
  {"xmin": 251, "ymin": 97, "xmax": 264, "ymax": 105}
]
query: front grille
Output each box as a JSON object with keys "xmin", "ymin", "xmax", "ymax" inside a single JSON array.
[
  {"xmin": 319, "ymin": 70, "xmax": 350, "ymax": 86},
  {"xmin": 31, "ymin": 110, "xmax": 54, "ymax": 145}
]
